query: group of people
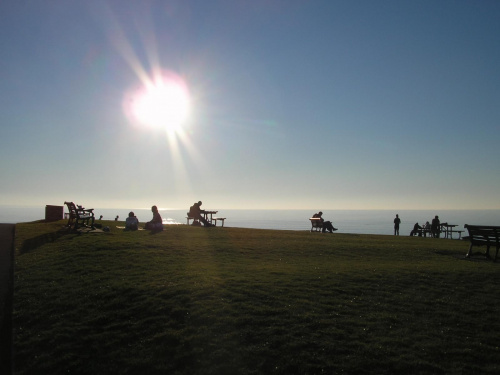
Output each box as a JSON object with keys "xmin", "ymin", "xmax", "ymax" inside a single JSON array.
[
  {"xmin": 123, "ymin": 208, "xmax": 160, "ymax": 231},
  {"xmin": 123, "ymin": 201, "xmax": 214, "ymax": 231},
  {"xmin": 394, "ymin": 214, "xmax": 442, "ymax": 238}
]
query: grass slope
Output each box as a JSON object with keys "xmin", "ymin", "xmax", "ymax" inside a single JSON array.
[{"xmin": 13, "ymin": 221, "xmax": 500, "ymax": 374}]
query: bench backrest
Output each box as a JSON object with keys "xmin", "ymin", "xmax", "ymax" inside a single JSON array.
[
  {"xmin": 464, "ymin": 224, "xmax": 500, "ymax": 242},
  {"xmin": 64, "ymin": 201, "xmax": 92, "ymax": 219},
  {"xmin": 64, "ymin": 201, "xmax": 79, "ymax": 218}
]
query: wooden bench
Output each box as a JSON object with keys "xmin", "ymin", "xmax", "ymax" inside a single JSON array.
[
  {"xmin": 309, "ymin": 218, "xmax": 323, "ymax": 232},
  {"xmin": 464, "ymin": 224, "xmax": 500, "ymax": 261},
  {"xmin": 186, "ymin": 214, "xmax": 226, "ymax": 227},
  {"xmin": 449, "ymin": 230, "xmax": 464, "ymax": 239},
  {"xmin": 212, "ymin": 217, "xmax": 226, "ymax": 227},
  {"xmin": 64, "ymin": 201, "xmax": 95, "ymax": 230},
  {"xmin": 186, "ymin": 214, "xmax": 200, "ymax": 226}
]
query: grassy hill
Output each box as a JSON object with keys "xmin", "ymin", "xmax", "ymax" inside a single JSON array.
[{"xmin": 13, "ymin": 221, "xmax": 500, "ymax": 374}]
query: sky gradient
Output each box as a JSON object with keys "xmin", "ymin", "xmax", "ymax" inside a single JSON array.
[{"xmin": 1, "ymin": 0, "xmax": 499, "ymax": 210}]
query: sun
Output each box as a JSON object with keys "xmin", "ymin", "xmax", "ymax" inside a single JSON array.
[{"xmin": 131, "ymin": 74, "xmax": 190, "ymax": 133}]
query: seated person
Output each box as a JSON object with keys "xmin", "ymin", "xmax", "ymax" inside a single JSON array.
[
  {"xmin": 410, "ymin": 222, "xmax": 422, "ymax": 236},
  {"xmin": 145, "ymin": 205, "xmax": 163, "ymax": 231},
  {"xmin": 422, "ymin": 221, "xmax": 431, "ymax": 237},
  {"xmin": 125, "ymin": 211, "xmax": 139, "ymax": 231},
  {"xmin": 312, "ymin": 211, "xmax": 338, "ymax": 233},
  {"xmin": 189, "ymin": 201, "xmax": 213, "ymax": 227}
]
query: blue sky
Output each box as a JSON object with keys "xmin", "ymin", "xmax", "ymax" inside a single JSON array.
[{"xmin": 1, "ymin": 0, "xmax": 499, "ymax": 210}]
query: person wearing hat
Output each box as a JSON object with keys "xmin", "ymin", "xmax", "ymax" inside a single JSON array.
[{"xmin": 312, "ymin": 211, "xmax": 338, "ymax": 233}]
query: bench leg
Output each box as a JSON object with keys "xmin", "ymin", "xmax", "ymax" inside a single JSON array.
[{"xmin": 466, "ymin": 244, "xmax": 473, "ymax": 258}]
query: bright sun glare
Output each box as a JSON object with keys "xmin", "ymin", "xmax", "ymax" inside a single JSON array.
[{"xmin": 130, "ymin": 74, "xmax": 190, "ymax": 133}]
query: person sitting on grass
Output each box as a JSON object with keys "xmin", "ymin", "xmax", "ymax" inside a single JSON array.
[
  {"xmin": 312, "ymin": 211, "xmax": 338, "ymax": 233},
  {"xmin": 145, "ymin": 205, "xmax": 163, "ymax": 231},
  {"xmin": 189, "ymin": 201, "xmax": 214, "ymax": 227},
  {"xmin": 125, "ymin": 211, "xmax": 139, "ymax": 231}
]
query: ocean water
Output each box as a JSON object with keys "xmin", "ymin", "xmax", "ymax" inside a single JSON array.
[{"xmin": 2, "ymin": 205, "xmax": 500, "ymax": 236}]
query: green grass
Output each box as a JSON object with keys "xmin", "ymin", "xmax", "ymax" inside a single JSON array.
[{"xmin": 13, "ymin": 220, "xmax": 500, "ymax": 374}]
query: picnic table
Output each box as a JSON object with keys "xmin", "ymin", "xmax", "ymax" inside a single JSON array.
[
  {"xmin": 440, "ymin": 223, "xmax": 464, "ymax": 239},
  {"xmin": 186, "ymin": 210, "xmax": 226, "ymax": 227}
]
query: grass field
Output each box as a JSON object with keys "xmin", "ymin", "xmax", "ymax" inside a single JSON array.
[{"xmin": 13, "ymin": 220, "xmax": 500, "ymax": 374}]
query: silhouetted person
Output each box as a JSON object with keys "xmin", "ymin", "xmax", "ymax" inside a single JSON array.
[
  {"xmin": 99, "ymin": 215, "xmax": 103, "ymax": 220},
  {"xmin": 312, "ymin": 211, "xmax": 338, "ymax": 233},
  {"xmin": 422, "ymin": 221, "xmax": 431, "ymax": 237},
  {"xmin": 410, "ymin": 222, "xmax": 422, "ymax": 236},
  {"xmin": 125, "ymin": 211, "xmax": 139, "ymax": 231},
  {"xmin": 431, "ymin": 215, "xmax": 440, "ymax": 238},
  {"xmin": 394, "ymin": 214, "xmax": 401, "ymax": 235},
  {"xmin": 145, "ymin": 205, "xmax": 163, "ymax": 231},
  {"xmin": 189, "ymin": 201, "xmax": 213, "ymax": 227},
  {"xmin": 115, "ymin": 215, "xmax": 119, "ymax": 221},
  {"xmin": 431, "ymin": 215, "xmax": 441, "ymax": 238}
]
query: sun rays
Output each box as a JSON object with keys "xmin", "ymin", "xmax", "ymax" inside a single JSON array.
[
  {"xmin": 104, "ymin": 4, "xmax": 209, "ymax": 198},
  {"xmin": 130, "ymin": 72, "xmax": 191, "ymax": 133}
]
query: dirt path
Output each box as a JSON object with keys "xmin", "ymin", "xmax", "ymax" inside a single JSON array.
[{"xmin": 0, "ymin": 224, "xmax": 14, "ymax": 374}]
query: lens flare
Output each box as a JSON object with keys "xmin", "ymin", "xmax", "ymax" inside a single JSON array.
[{"xmin": 128, "ymin": 72, "xmax": 190, "ymax": 133}]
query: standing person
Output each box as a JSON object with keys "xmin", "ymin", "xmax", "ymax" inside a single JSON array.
[
  {"xmin": 431, "ymin": 215, "xmax": 440, "ymax": 238},
  {"xmin": 312, "ymin": 211, "xmax": 338, "ymax": 233},
  {"xmin": 125, "ymin": 211, "xmax": 139, "ymax": 231},
  {"xmin": 394, "ymin": 214, "xmax": 401, "ymax": 236},
  {"xmin": 145, "ymin": 205, "xmax": 163, "ymax": 231},
  {"xmin": 189, "ymin": 201, "xmax": 213, "ymax": 227}
]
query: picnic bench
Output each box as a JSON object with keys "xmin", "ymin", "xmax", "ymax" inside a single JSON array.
[
  {"xmin": 212, "ymin": 217, "xmax": 226, "ymax": 227},
  {"xmin": 186, "ymin": 211, "xmax": 226, "ymax": 226},
  {"xmin": 440, "ymin": 223, "xmax": 464, "ymax": 239},
  {"xmin": 64, "ymin": 201, "xmax": 95, "ymax": 230},
  {"xmin": 309, "ymin": 217, "xmax": 323, "ymax": 232},
  {"xmin": 463, "ymin": 224, "xmax": 500, "ymax": 262},
  {"xmin": 186, "ymin": 214, "xmax": 203, "ymax": 226}
]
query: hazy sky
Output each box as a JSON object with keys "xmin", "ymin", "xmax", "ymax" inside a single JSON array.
[{"xmin": 1, "ymin": 0, "xmax": 499, "ymax": 210}]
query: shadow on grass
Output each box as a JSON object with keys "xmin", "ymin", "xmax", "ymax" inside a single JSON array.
[
  {"xmin": 436, "ymin": 250, "xmax": 500, "ymax": 264},
  {"xmin": 20, "ymin": 229, "xmax": 70, "ymax": 255}
]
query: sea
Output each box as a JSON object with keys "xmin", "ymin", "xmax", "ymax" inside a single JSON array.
[{"xmin": 1, "ymin": 205, "xmax": 500, "ymax": 236}]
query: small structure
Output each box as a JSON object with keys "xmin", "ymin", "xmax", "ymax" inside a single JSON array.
[{"xmin": 45, "ymin": 205, "xmax": 63, "ymax": 222}]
